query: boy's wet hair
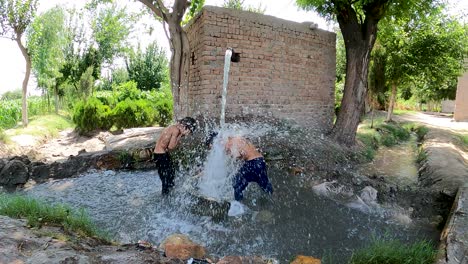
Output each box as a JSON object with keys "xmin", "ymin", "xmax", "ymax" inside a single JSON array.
[
  {"xmin": 179, "ymin": 117, "xmax": 197, "ymax": 133},
  {"xmin": 205, "ymin": 131, "xmax": 218, "ymax": 146}
]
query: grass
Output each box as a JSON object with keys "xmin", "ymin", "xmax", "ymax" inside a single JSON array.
[
  {"xmin": 6, "ymin": 114, "xmax": 74, "ymax": 138},
  {"xmin": 393, "ymin": 109, "xmax": 418, "ymax": 116},
  {"xmin": 356, "ymin": 117, "xmax": 418, "ymax": 161},
  {"xmin": 454, "ymin": 133, "xmax": 468, "ymax": 148},
  {"xmin": 349, "ymin": 238, "xmax": 437, "ymax": 264},
  {"xmin": 0, "ymin": 194, "xmax": 109, "ymax": 241},
  {"xmin": 0, "ymin": 128, "xmax": 9, "ymax": 143}
]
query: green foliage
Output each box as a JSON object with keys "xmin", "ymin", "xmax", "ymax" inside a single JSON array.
[
  {"xmin": 455, "ymin": 133, "xmax": 468, "ymax": 148},
  {"xmin": 79, "ymin": 66, "xmax": 95, "ymax": 99},
  {"xmin": 0, "ymin": 194, "xmax": 108, "ymax": 239},
  {"xmin": 403, "ymin": 123, "xmax": 429, "ymax": 141},
  {"xmin": 356, "ymin": 117, "xmax": 414, "ymax": 161},
  {"xmin": 27, "ymin": 6, "xmax": 67, "ymax": 94},
  {"xmin": 72, "ymin": 81, "xmax": 173, "ymax": 133},
  {"xmin": 72, "ymin": 97, "xmax": 112, "ymax": 134},
  {"xmin": 0, "ymin": 99, "xmax": 21, "ymax": 129},
  {"xmin": 112, "ymin": 99, "xmax": 156, "ymax": 129},
  {"xmin": 1, "ymin": 89, "xmax": 22, "ymax": 100},
  {"xmin": 349, "ymin": 238, "xmax": 437, "ymax": 264},
  {"xmin": 183, "ymin": 0, "xmax": 205, "ymax": 24},
  {"xmin": 92, "ymin": 3, "xmax": 132, "ymax": 64},
  {"xmin": 126, "ymin": 41, "xmax": 169, "ymax": 91},
  {"xmin": 144, "ymin": 85, "xmax": 174, "ymax": 126},
  {"xmin": 0, "ymin": 0, "xmax": 38, "ymax": 39},
  {"xmin": 222, "ymin": 0, "xmax": 265, "ymax": 13}
]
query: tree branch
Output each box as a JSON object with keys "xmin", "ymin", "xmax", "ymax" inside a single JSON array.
[
  {"xmin": 173, "ymin": 0, "xmax": 190, "ymax": 20},
  {"xmin": 137, "ymin": 0, "xmax": 166, "ymax": 20}
]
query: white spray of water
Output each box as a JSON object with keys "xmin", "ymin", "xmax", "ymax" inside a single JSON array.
[
  {"xmin": 197, "ymin": 124, "xmax": 274, "ymax": 200},
  {"xmin": 220, "ymin": 48, "xmax": 232, "ymax": 127}
]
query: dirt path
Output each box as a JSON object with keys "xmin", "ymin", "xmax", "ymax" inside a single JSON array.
[{"xmin": 395, "ymin": 112, "xmax": 468, "ymax": 197}]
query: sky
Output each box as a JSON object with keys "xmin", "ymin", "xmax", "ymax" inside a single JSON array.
[{"xmin": 0, "ymin": 0, "xmax": 466, "ymax": 96}]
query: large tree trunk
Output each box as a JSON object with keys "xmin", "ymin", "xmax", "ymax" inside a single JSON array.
[
  {"xmin": 137, "ymin": 0, "xmax": 191, "ymax": 122},
  {"xmin": 16, "ymin": 36, "xmax": 31, "ymax": 127},
  {"xmin": 332, "ymin": 45, "xmax": 372, "ymax": 145},
  {"xmin": 167, "ymin": 19, "xmax": 190, "ymax": 120},
  {"xmin": 331, "ymin": 5, "xmax": 381, "ymax": 146},
  {"xmin": 386, "ymin": 82, "xmax": 397, "ymax": 122}
]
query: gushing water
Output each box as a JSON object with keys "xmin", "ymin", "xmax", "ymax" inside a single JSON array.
[{"xmin": 220, "ymin": 48, "xmax": 232, "ymax": 127}]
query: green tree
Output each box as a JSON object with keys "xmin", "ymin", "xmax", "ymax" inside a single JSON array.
[
  {"xmin": 378, "ymin": 7, "xmax": 467, "ymax": 121},
  {"xmin": 0, "ymin": 0, "xmax": 38, "ymax": 126},
  {"xmin": 136, "ymin": 0, "xmax": 205, "ymax": 119},
  {"xmin": 297, "ymin": 0, "xmax": 440, "ymax": 145},
  {"xmin": 27, "ymin": 6, "xmax": 68, "ymax": 113},
  {"xmin": 222, "ymin": 0, "xmax": 266, "ymax": 14},
  {"xmin": 91, "ymin": 3, "xmax": 132, "ymax": 65},
  {"xmin": 126, "ymin": 41, "xmax": 169, "ymax": 91}
]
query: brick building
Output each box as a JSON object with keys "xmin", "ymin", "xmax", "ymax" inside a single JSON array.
[
  {"xmin": 454, "ymin": 63, "xmax": 468, "ymax": 121},
  {"xmin": 185, "ymin": 6, "xmax": 336, "ymax": 131}
]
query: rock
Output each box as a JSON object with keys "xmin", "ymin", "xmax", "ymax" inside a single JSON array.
[
  {"xmin": 290, "ymin": 255, "xmax": 321, "ymax": 264},
  {"xmin": 254, "ymin": 210, "xmax": 274, "ymax": 223},
  {"xmin": 190, "ymin": 194, "xmax": 231, "ymax": 221},
  {"xmin": 216, "ymin": 256, "xmax": 269, "ymax": 264},
  {"xmin": 0, "ymin": 158, "xmax": 6, "ymax": 171},
  {"xmin": 30, "ymin": 164, "xmax": 51, "ymax": 182},
  {"xmin": 161, "ymin": 234, "xmax": 206, "ymax": 260},
  {"xmin": 360, "ymin": 186, "xmax": 378, "ymax": 204},
  {"xmin": 96, "ymin": 153, "xmax": 122, "ymax": 170},
  {"xmin": 289, "ymin": 167, "xmax": 304, "ymax": 175},
  {"xmin": 0, "ymin": 160, "xmax": 29, "ymax": 186}
]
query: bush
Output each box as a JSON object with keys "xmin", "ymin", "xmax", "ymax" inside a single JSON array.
[
  {"xmin": 72, "ymin": 98, "xmax": 112, "ymax": 134},
  {"xmin": 144, "ymin": 85, "xmax": 173, "ymax": 126},
  {"xmin": 0, "ymin": 100, "xmax": 21, "ymax": 129},
  {"xmin": 112, "ymin": 99, "xmax": 156, "ymax": 129},
  {"xmin": 113, "ymin": 81, "xmax": 141, "ymax": 102},
  {"xmin": 349, "ymin": 238, "xmax": 437, "ymax": 264}
]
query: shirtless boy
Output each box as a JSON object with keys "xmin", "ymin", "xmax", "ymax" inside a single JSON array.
[
  {"xmin": 153, "ymin": 117, "xmax": 197, "ymax": 194},
  {"xmin": 206, "ymin": 133, "xmax": 273, "ymax": 201}
]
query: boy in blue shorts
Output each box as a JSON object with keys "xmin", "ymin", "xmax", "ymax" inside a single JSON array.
[{"xmin": 206, "ymin": 133, "xmax": 273, "ymax": 201}]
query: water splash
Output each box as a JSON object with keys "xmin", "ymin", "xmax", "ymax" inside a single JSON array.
[{"xmin": 220, "ymin": 48, "xmax": 233, "ymax": 127}]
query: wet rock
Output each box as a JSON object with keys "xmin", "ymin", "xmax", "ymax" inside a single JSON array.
[
  {"xmin": 30, "ymin": 164, "xmax": 51, "ymax": 182},
  {"xmin": 0, "ymin": 159, "xmax": 29, "ymax": 186},
  {"xmin": 190, "ymin": 194, "xmax": 231, "ymax": 221},
  {"xmin": 253, "ymin": 210, "xmax": 274, "ymax": 223},
  {"xmin": 360, "ymin": 186, "xmax": 378, "ymax": 205},
  {"xmin": 161, "ymin": 234, "xmax": 207, "ymax": 260},
  {"xmin": 290, "ymin": 255, "xmax": 321, "ymax": 264},
  {"xmin": 96, "ymin": 153, "xmax": 122, "ymax": 170},
  {"xmin": 216, "ymin": 256, "xmax": 271, "ymax": 264},
  {"xmin": 289, "ymin": 167, "xmax": 304, "ymax": 176},
  {"xmin": 0, "ymin": 158, "xmax": 6, "ymax": 171}
]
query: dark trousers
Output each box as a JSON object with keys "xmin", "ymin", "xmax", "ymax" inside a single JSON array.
[
  {"xmin": 153, "ymin": 153, "xmax": 175, "ymax": 195},
  {"xmin": 233, "ymin": 157, "xmax": 273, "ymax": 201}
]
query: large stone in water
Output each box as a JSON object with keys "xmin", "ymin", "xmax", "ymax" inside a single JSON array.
[
  {"xmin": 0, "ymin": 160, "xmax": 29, "ymax": 186},
  {"xmin": 290, "ymin": 255, "xmax": 321, "ymax": 264},
  {"xmin": 160, "ymin": 234, "xmax": 206, "ymax": 260},
  {"xmin": 189, "ymin": 193, "xmax": 231, "ymax": 221},
  {"xmin": 216, "ymin": 256, "xmax": 271, "ymax": 264}
]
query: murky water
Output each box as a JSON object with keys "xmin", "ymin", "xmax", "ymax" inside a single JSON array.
[
  {"xmin": 22, "ymin": 166, "xmax": 438, "ymax": 262},
  {"xmin": 359, "ymin": 135, "xmax": 419, "ymax": 186}
]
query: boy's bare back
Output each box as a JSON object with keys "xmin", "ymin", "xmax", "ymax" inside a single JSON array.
[
  {"xmin": 154, "ymin": 125, "xmax": 183, "ymax": 154},
  {"xmin": 225, "ymin": 136, "xmax": 262, "ymax": 161}
]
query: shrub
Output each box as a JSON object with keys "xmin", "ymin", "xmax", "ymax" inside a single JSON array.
[
  {"xmin": 349, "ymin": 238, "xmax": 437, "ymax": 264},
  {"xmin": 144, "ymin": 86, "xmax": 173, "ymax": 126},
  {"xmin": 0, "ymin": 100, "xmax": 21, "ymax": 129},
  {"xmin": 72, "ymin": 98, "xmax": 112, "ymax": 134},
  {"xmin": 112, "ymin": 98, "xmax": 156, "ymax": 129},
  {"xmin": 113, "ymin": 81, "xmax": 141, "ymax": 102}
]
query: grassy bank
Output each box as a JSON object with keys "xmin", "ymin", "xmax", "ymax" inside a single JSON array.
[
  {"xmin": 356, "ymin": 116, "xmax": 428, "ymax": 161},
  {"xmin": 0, "ymin": 194, "xmax": 108, "ymax": 240},
  {"xmin": 349, "ymin": 239, "xmax": 437, "ymax": 264},
  {"xmin": 5, "ymin": 114, "xmax": 74, "ymax": 139}
]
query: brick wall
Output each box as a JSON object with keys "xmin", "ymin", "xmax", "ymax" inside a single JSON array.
[
  {"xmin": 186, "ymin": 6, "xmax": 336, "ymax": 131},
  {"xmin": 454, "ymin": 66, "xmax": 468, "ymax": 121}
]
